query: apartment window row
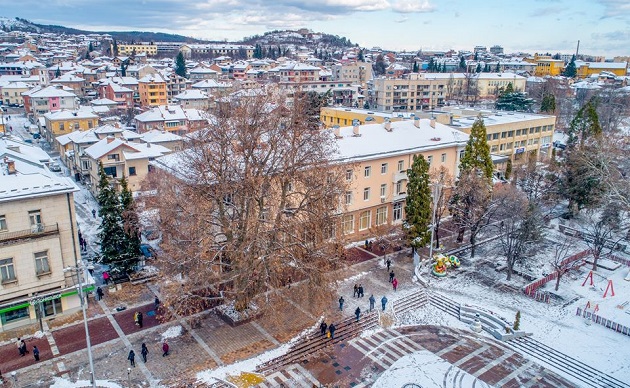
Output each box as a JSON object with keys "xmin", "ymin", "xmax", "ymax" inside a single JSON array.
[
  {"xmin": 489, "ymin": 125, "xmax": 554, "ymax": 141},
  {"xmin": 0, "ymin": 250, "xmax": 50, "ymax": 284}
]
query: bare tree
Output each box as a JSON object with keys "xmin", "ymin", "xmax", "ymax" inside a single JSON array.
[
  {"xmin": 430, "ymin": 166, "xmax": 452, "ymax": 249},
  {"xmin": 550, "ymin": 235, "xmax": 582, "ymax": 291},
  {"xmin": 580, "ymin": 201, "xmax": 628, "ymax": 271},
  {"xmin": 145, "ymin": 89, "xmax": 349, "ymax": 317}
]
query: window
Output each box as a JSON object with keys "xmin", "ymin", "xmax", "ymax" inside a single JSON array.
[
  {"xmin": 103, "ymin": 166, "xmax": 117, "ymax": 177},
  {"xmin": 396, "ymin": 181, "xmax": 403, "ymax": 195},
  {"xmin": 492, "ymin": 133, "xmax": 499, "ymax": 140},
  {"xmin": 345, "ymin": 169, "xmax": 353, "ymax": 181},
  {"xmin": 359, "ymin": 210, "xmax": 371, "ymax": 230},
  {"xmin": 342, "ymin": 215, "xmax": 354, "ymax": 234},
  {"xmin": 128, "ymin": 166, "xmax": 137, "ymax": 176},
  {"xmin": 35, "ymin": 251, "xmax": 50, "ymax": 275},
  {"xmin": 516, "ymin": 129, "xmax": 521, "ymax": 136},
  {"xmin": 393, "ymin": 202, "xmax": 402, "ymax": 221},
  {"xmin": 0, "ymin": 258, "xmax": 16, "ymax": 283},
  {"xmin": 380, "ymin": 184, "xmax": 387, "ymax": 198},
  {"xmin": 381, "ymin": 163, "xmax": 388, "ymax": 174},
  {"xmin": 59, "ymin": 123, "xmax": 65, "ymax": 131},
  {"xmin": 107, "ymin": 154, "xmax": 120, "ymax": 161},
  {"xmin": 491, "ymin": 145, "xmax": 498, "ymax": 152},
  {"xmin": 427, "ymin": 155, "xmax": 433, "ymax": 165},
  {"xmin": 0, "ymin": 215, "xmax": 6, "ymax": 231},
  {"xmin": 363, "ymin": 187, "xmax": 370, "ymax": 201},
  {"xmin": 397, "ymin": 160, "xmax": 404, "ymax": 172},
  {"xmin": 29, "ymin": 210, "xmax": 42, "ymax": 226},
  {"xmin": 376, "ymin": 207, "xmax": 387, "ymax": 225},
  {"xmin": 529, "ymin": 127, "xmax": 535, "ymax": 134},
  {"xmin": 345, "ymin": 191, "xmax": 352, "ymax": 205},
  {"xmin": 364, "ymin": 166, "xmax": 371, "ymax": 178},
  {"xmin": 501, "ymin": 132, "xmax": 507, "ymax": 139},
  {"xmin": 441, "ymin": 153, "xmax": 446, "ymax": 163},
  {"xmin": 0, "ymin": 304, "xmax": 29, "ymax": 324},
  {"xmin": 486, "ymin": 134, "xmax": 492, "ymax": 141},
  {"xmin": 507, "ymin": 130, "xmax": 514, "ymax": 137},
  {"xmin": 43, "ymin": 298, "xmax": 62, "ymax": 317}
]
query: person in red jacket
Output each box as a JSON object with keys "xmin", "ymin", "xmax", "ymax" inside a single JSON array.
[
  {"xmin": 392, "ymin": 277, "xmax": 398, "ymax": 291},
  {"xmin": 162, "ymin": 340, "xmax": 169, "ymax": 357}
]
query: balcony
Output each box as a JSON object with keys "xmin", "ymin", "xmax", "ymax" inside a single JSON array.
[
  {"xmin": 392, "ymin": 192, "xmax": 407, "ymax": 202},
  {"xmin": 393, "ymin": 171, "xmax": 408, "ymax": 182},
  {"xmin": 0, "ymin": 223, "xmax": 59, "ymax": 245}
]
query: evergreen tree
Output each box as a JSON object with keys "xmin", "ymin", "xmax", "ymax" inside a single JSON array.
[
  {"xmin": 175, "ymin": 52, "xmax": 187, "ymax": 78},
  {"xmin": 55, "ymin": 67, "xmax": 61, "ymax": 78},
  {"xmin": 428, "ymin": 58, "xmax": 435, "ymax": 72},
  {"xmin": 475, "ymin": 63, "xmax": 482, "ymax": 73},
  {"xmin": 119, "ymin": 175, "xmax": 141, "ymax": 273},
  {"xmin": 459, "ymin": 117, "xmax": 494, "ymax": 181},
  {"xmin": 563, "ymin": 55, "xmax": 577, "ymax": 78},
  {"xmin": 484, "ymin": 63, "xmax": 490, "ymax": 72},
  {"xmin": 358, "ymin": 49, "xmax": 365, "ymax": 62},
  {"xmin": 567, "ymin": 98, "xmax": 601, "ymax": 147},
  {"xmin": 412, "ymin": 61, "xmax": 419, "ymax": 73},
  {"xmin": 404, "ymin": 155, "xmax": 433, "ymax": 254},
  {"xmin": 505, "ymin": 159, "xmax": 513, "ymax": 180},
  {"xmin": 459, "ymin": 56, "xmax": 467, "ymax": 71},
  {"xmin": 495, "ymin": 62, "xmax": 500, "ymax": 72},
  {"xmin": 496, "ymin": 83, "xmax": 534, "ymax": 112},
  {"xmin": 513, "ymin": 311, "xmax": 521, "ymax": 330},
  {"xmin": 88, "ymin": 42, "xmax": 94, "ymax": 52},
  {"xmin": 474, "ymin": 51, "xmax": 479, "ymax": 61},
  {"xmin": 112, "ymin": 40, "xmax": 119, "ymax": 57},
  {"xmin": 96, "ymin": 162, "xmax": 126, "ymax": 272},
  {"xmin": 540, "ymin": 93, "xmax": 556, "ymax": 113}
]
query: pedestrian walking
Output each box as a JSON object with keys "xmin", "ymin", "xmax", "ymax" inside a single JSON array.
[
  {"xmin": 386, "ymin": 258, "xmax": 392, "ymax": 271},
  {"xmin": 128, "ymin": 349, "xmax": 136, "ymax": 367},
  {"xmin": 17, "ymin": 338, "xmax": 24, "ymax": 357},
  {"xmin": 353, "ymin": 284, "xmax": 358, "ymax": 298},
  {"xmin": 392, "ymin": 278, "xmax": 398, "ymax": 291},
  {"xmin": 20, "ymin": 340, "xmax": 28, "ymax": 356},
  {"xmin": 369, "ymin": 294, "xmax": 375, "ymax": 311},
  {"xmin": 141, "ymin": 343, "xmax": 148, "ymax": 362},
  {"xmin": 154, "ymin": 297, "xmax": 160, "ymax": 310},
  {"xmin": 32, "ymin": 346, "xmax": 40, "ymax": 361},
  {"xmin": 320, "ymin": 321, "xmax": 328, "ymax": 336},
  {"xmin": 328, "ymin": 324, "xmax": 336, "ymax": 340},
  {"xmin": 96, "ymin": 287, "xmax": 103, "ymax": 301},
  {"xmin": 338, "ymin": 296, "xmax": 344, "ymax": 311},
  {"xmin": 92, "ymin": 209, "xmax": 96, "ymax": 218},
  {"xmin": 358, "ymin": 284, "xmax": 364, "ymax": 298},
  {"xmin": 389, "ymin": 270, "xmax": 395, "ymax": 283},
  {"xmin": 102, "ymin": 271, "xmax": 110, "ymax": 284},
  {"xmin": 162, "ymin": 340, "xmax": 169, "ymax": 357},
  {"xmin": 364, "ymin": 239, "xmax": 369, "ymax": 249},
  {"xmin": 137, "ymin": 311, "xmax": 143, "ymax": 328},
  {"xmin": 355, "ymin": 307, "xmax": 361, "ymax": 322},
  {"xmin": 381, "ymin": 296, "xmax": 388, "ymax": 311}
]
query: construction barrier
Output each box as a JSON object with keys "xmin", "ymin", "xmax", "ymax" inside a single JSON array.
[
  {"xmin": 608, "ymin": 254, "xmax": 630, "ymax": 267},
  {"xmin": 576, "ymin": 307, "xmax": 630, "ymax": 337},
  {"xmin": 523, "ymin": 250, "xmax": 590, "ymax": 299}
]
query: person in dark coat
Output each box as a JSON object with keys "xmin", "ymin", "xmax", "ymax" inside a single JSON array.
[
  {"xmin": 358, "ymin": 284, "xmax": 364, "ymax": 298},
  {"xmin": 96, "ymin": 287, "xmax": 104, "ymax": 301},
  {"xmin": 141, "ymin": 343, "xmax": 149, "ymax": 363},
  {"xmin": 320, "ymin": 321, "xmax": 328, "ymax": 336},
  {"xmin": 154, "ymin": 297, "xmax": 160, "ymax": 310},
  {"xmin": 369, "ymin": 295, "xmax": 375, "ymax": 311},
  {"xmin": 386, "ymin": 258, "xmax": 392, "ymax": 271},
  {"xmin": 353, "ymin": 284, "xmax": 358, "ymax": 298},
  {"xmin": 381, "ymin": 296, "xmax": 388, "ymax": 311},
  {"xmin": 162, "ymin": 341, "xmax": 169, "ymax": 357},
  {"xmin": 32, "ymin": 346, "xmax": 40, "ymax": 361},
  {"xmin": 355, "ymin": 307, "xmax": 361, "ymax": 322},
  {"xmin": 17, "ymin": 338, "xmax": 24, "ymax": 357},
  {"xmin": 338, "ymin": 296, "xmax": 344, "ymax": 311},
  {"xmin": 128, "ymin": 349, "xmax": 136, "ymax": 367},
  {"xmin": 20, "ymin": 340, "xmax": 28, "ymax": 356},
  {"xmin": 389, "ymin": 270, "xmax": 395, "ymax": 283},
  {"xmin": 92, "ymin": 209, "xmax": 96, "ymax": 218},
  {"xmin": 137, "ymin": 311, "xmax": 143, "ymax": 328},
  {"xmin": 328, "ymin": 324, "xmax": 336, "ymax": 340}
]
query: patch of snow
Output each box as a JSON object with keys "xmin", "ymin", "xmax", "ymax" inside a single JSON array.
[
  {"xmin": 49, "ymin": 377, "xmax": 123, "ymax": 388},
  {"xmin": 161, "ymin": 325, "xmax": 183, "ymax": 340}
]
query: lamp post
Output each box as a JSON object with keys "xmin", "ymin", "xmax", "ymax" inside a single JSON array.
[
  {"xmin": 64, "ymin": 266, "xmax": 96, "ymax": 388},
  {"xmin": 428, "ymin": 182, "xmax": 442, "ymax": 262}
]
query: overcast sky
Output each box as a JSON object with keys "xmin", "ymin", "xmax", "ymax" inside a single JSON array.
[{"xmin": 3, "ymin": 0, "xmax": 629, "ymax": 57}]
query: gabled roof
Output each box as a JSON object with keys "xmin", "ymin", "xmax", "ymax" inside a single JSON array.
[
  {"xmin": 85, "ymin": 137, "xmax": 140, "ymax": 159},
  {"xmin": 140, "ymin": 129, "xmax": 183, "ymax": 143},
  {"xmin": 28, "ymin": 85, "xmax": 77, "ymax": 98},
  {"xmin": 44, "ymin": 109, "xmax": 98, "ymax": 121}
]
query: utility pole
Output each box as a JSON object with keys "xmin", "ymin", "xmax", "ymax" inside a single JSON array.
[{"xmin": 576, "ymin": 40, "xmax": 580, "ymax": 59}]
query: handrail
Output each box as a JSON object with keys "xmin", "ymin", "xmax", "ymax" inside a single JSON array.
[{"xmin": 0, "ymin": 223, "xmax": 59, "ymax": 243}]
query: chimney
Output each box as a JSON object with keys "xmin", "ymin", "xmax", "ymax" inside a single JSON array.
[
  {"xmin": 333, "ymin": 126, "xmax": 342, "ymax": 139},
  {"xmin": 430, "ymin": 118, "xmax": 436, "ymax": 128},
  {"xmin": 383, "ymin": 119, "xmax": 392, "ymax": 132},
  {"xmin": 353, "ymin": 122, "xmax": 360, "ymax": 136},
  {"xmin": 106, "ymin": 135, "xmax": 115, "ymax": 143},
  {"xmin": 7, "ymin": 159, "xmax": 16, "ymax": 174},
  {"xmin": 146, "ymin": 142, "xmax": 151, "ymax": 148},
  {"xmin": 413, "ymin": 116, "xmax": 420, "ymax": 128}
]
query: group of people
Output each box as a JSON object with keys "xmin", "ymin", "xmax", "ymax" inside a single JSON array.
[
  {"xmin": 128, "ymin": 342, "xmax": 167, "ymax": 367},
  {"xmin": 78, "ymin": 230, "xmax": 88, "ymax": 252},
  {"xmin": 16, "ymin": 338, "xmax": 39, "ymax": 361},
  {"xmin": 353, "ymin": 284, "xmax": 365, "ymax": 298},
  {"xmin": 319, "ymin": 321, "xmax": 337, "ymax": 339},
  {"xmin": 134, "ymin": 311, "xmax": 144, "ymax": 328}
]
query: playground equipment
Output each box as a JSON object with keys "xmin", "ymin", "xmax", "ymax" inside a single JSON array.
[
  {"xmin": 431, "ymin": 253, "xmax": 461, "ymax": 277},
  {"xmin": 582, "ymin": 270, "xmax": 615, "ymax": 298}
]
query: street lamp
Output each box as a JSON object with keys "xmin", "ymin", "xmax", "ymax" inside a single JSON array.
[
  {"xmin": 428, "ymin": 182, "xmax": 443, "ymax": 262},
  {"xmin": 64, "ymin": 265, "xmax": 96, "ymax": 388}
]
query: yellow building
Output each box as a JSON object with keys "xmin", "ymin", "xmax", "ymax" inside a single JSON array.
[
  {"xmin": 42, "ymin": 109, "xmax": 99, "ymax": 143},
  {"xmin": 0, "ymin": 152, "xmax": 86, "ymax": 331},
  {"xmin": 320, "ymin": 106, "xmax": 451, "ymax": 128},
  {"xmin": 116, "ymin": 43, "xmax": 159, "ymax": 56},
  {"xmin": 334, "ymin": 118, "xmax": 468, "ymax": 237},
  {"xmin": 576, "ymin": 62, "xmax": 628, "ymax": 78},
  {"xmin": 534, "ymin": 59, "xmax": 565, "ymax": 76},
  {"xmin": 138, "ymin": 73, "xmax": 168, "ymax": 108},
  {"xmin": 444, "ymin": 108, "xmax": 556, "ymax": 164}
]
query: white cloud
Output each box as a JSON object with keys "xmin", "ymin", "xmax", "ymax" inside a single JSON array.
[
  {"xmin": 391, "ymin": 0, "xmax": 434, "ymax": 13},
  {"xmin": 597, "ymin": 0, "xmax": 630, "ymax": 18}
]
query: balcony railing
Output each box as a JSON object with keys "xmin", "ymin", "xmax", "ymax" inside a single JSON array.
[{"xmin": 0, "ymin": 223, "xmax": 59, "ymax": 244}]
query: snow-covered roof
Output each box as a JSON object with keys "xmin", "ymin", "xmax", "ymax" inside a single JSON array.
[
  {"xmin": 91, "ymin": 98, "xmax": 118, "ymax": 106},
  {"xmin": 122, "ymin": 143, "xmax": 170, "ymax": 160},
  {"xmin": 191, "ymin": 79, "xmax": 230, "ymax": 89},
  {"xmin": 332, "ymin": 119, "xmax": 469, "ymax": 163},
  {"xmin": 452, "ymin": 112, "xmax": 555, "ymax": 128},
  {"xmin": 135, "ymin": 105, "xmax": 206, "ymax": 123},
  {"xmin": 138, "ymin": 73, "xmax": 165, "ymax": 83},
  {"xmin": 43, "ymin": 109, "xmax": 98, "ymax": 121},
  {"xmin": 174, "ymin": 89, "xmax": 209, "ymax": 100},
  {"xmin": 140, "ymin": 129, "xmax": 183, "ymax": 143},
  {"xmin": 85, "ymin": 137, "xmax": 139, "ymax": 159},
  {"xmin": 28, "ymin": 85, "xmax": 77, "ymax": 98}
]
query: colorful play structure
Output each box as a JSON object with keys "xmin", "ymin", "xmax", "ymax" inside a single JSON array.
[
  {"xmin": 582, "ymin": 270, "xmax": 615, "ymax": 298},
  {"xmin": 431, "ymin": 253, "xmax": 461, "ymax": 277}
]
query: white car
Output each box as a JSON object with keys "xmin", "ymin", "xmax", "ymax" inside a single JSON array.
[{"xmin": 49, "ymin": 162, "xmax": 61, "ymax": 172}]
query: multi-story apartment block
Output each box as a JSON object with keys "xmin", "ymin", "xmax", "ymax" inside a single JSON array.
[
  {"xmin": 331, "ymin": 61, "xmax": 373, "ymax": 88},
  {"xmin": 0, "ymin": 146, "xmax": 85, "ymax": 332},
  {"xmin": 134, "ymin": 105, "xmax": 208, "ymax": 135},
  {"xmin": 42, "ymin": 110, "xmax": 99, "ymax": 143},
  {"xmin": 98, "ymin": 80, "xmax": 134, "ymax": 110},
  {"xmin": 320, "ymin": 107, "xmax": 452, "ymax": 128},
  {"xmin": 279, "ymin": 81, "xmax": 361, "ymax": 107},
  {"xmin": 50, "ymin": 73, "xmax": 87, "ymax": 97},
  {"xmin": 173, "ymin": 90, "xmax": 209, "ymax": 110},
  {"xmin": 116, "ymin": 43, "xmax": 158, "ymax": 56},
  {"xmin": 188, "ymin": 66, "xmax": 219, "ymax": 81},
  {"xmin": 22, "ymin": 85, "xmax": 78, "ymax": 118},
  {"xmin": 138, "ymin": 73, "xmax": 167, "ymax": 107},
  {"xmin": 272, "ymin": 62, "xmax": 321, "ymax": 83},
  {"xmin": 165, "ymin": 72, "xmax": 189, "ymax": 103},
  {"xmin": 576, "ymin": 61, "xmax": 628, "ymax": 78},
  {"xmin": 0, "ymin": 81, "xmax": 33, "ymax": 106},
  {"xmin": 334, "ymin": 118, "xmax": 468, "ymax": 237},
  {"xmin": 179, "ymin": 44, "xmax": 255, "ymax": 59}
]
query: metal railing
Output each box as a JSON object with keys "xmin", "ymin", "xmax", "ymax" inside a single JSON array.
[{"xmin": 0, "ymin": 223, "xmax": 59, "ymax": 243}]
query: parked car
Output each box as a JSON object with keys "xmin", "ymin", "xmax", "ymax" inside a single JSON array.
[
  {"xmin": 32, "ymin": 133, "xmax": 41, "ymax": 139},
  {"xmin": 23, "ymin": 139, "xmax": 33, "ymax": 144},
  {"xmin": 49, "ymin": 161, "xmax": 61, "ymax": 172}
]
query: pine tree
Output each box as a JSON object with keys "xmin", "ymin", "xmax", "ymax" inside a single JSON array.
[
  {"xmin": 540, "ymin": 93, "xmax": 556, "ymax": 113},
  {"xmin": 88, "ymin": 42, "xmax": 94, "ymax": 52},
  {"xmin": 496, "ymin": 83, "xmax": 534, "ymax": 112},
  {"xmin": 495, "ymin": 62, "xmax": 500, "ymax": 72},
  {"xmin": 563, "ymin": 55, "xmax": 577, "ymax": 78},
  {"xmin": 459, "ymin": 117, "xmax": 494, "ymax": 181},
  {"xmin": 119, "ymin": 175, "xmax": 141, "ymax": 273},
  {"xmin": 358, "ymin": 49, "xmax": 365, "ymax": 62},
  {"xmin": 475, "ymin": 63, "xmax": 482, "ymax": 73},
  {"xmin": 484, "ymin": 63, "xmax": 490, "ymax": 72},
  {"xmin": 412, "ymin": 61, "xmax": 419, "ymax": 73},
  {"xmin": 567, "ymin": 98, "xmax": 601, "ymax": 147},
  {"xmin": 505, "ymin": 159, "xmax": 512, "ymax": 180},
  {"xmin": 404, "ymin": 154, "xmax": 433, "ymax": 254},
  {"xmin": 96, "ymin": 162, "xmax": 126, "ymax": 272},
  {"xmin": 55, "ymin": 67, "xmax": 61, "ymax": 78},
  {"xmin": 459, "ymin": 56, "xmax": 467, "ymax": 71},
  {"xmin": 175, "ymin": 52, "xmax": 187, "ymax": 78},
  {"xmin": 513, "ymin": 310, "xmax": 521, "ymax": 330},
  {"xmin": 428, "ymin": 58, "xmax": 435, "ymax": 72},
  {"xmin": 112, "ymin": 40, "xmax": 119, "ymax": 56}
]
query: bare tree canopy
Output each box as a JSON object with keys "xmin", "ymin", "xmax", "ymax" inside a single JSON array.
[{"xmin": 146, "ymin": 90, "xmax": 349, "ymax": 315}]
